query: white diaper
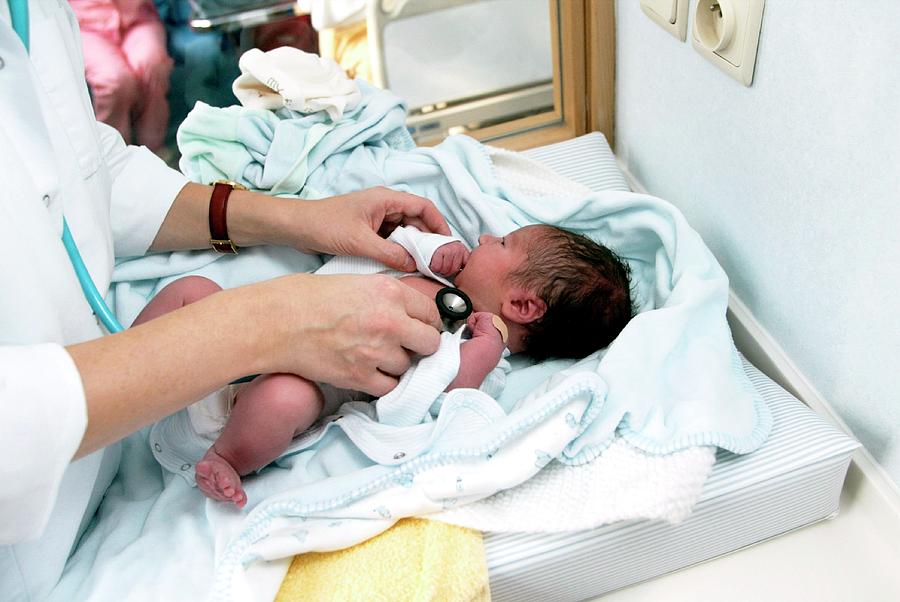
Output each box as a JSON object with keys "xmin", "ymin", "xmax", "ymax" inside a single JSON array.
[
  {"xmin": 185, "ymin": 382, "xmax": 369, "ymax": 437},
  {"xmin": 186, "ymin": 386, "xmax": 237, "ymax": 438},
  {"xmin": 151, "ymin": 381, "xmax": 372, "ymax": 485}
]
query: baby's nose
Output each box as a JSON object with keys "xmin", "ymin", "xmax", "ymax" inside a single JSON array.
[{"xmin": 479, "ymin": 233, "xmax": 496, "ymax": 245}]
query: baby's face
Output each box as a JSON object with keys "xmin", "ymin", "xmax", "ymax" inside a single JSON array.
[{"xmin": 454, "ymin": 225, "xmax": 544, "ymax": 313}]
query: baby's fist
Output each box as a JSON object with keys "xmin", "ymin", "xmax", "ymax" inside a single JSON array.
[
  {"xmin": 466, "ymin": 312, "xmax": 505, "ymax": 347},
  {"xmin": 429, "ymin": 241, "xmax": 470, "ymax": 277}
]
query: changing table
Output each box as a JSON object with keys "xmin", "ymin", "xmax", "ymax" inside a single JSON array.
[{"xmin": 482, "ymin": 133, "xmax": 860, "ymax": 601}]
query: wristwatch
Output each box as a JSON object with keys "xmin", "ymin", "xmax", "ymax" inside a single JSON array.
[{"xmin": 208, "ymin": 180, "xmax": 247, "ymax": 254}]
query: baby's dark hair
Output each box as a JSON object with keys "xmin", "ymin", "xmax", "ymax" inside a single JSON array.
[{"xmin": 510, "ymin": 225, "xmax": 634, "ymax": 360}]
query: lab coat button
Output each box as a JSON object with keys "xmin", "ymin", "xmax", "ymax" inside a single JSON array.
[
  {"xmin": 393, "ymin": 452, "xmax": 405, "ymax": 459},
  {"xmin": 42, "ymin": 194, "xmax": 50, "ymax": 206},
  {"xmin": 0, "ymin": 56, "xmax": 5, "ymax": 69}
]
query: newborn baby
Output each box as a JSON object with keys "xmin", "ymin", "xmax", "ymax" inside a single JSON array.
[{"xmin": 137, "ymin": 224, "xmax": 633, "ymax": 507}]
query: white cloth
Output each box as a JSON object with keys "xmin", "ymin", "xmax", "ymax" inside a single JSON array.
[
  {"xmin": 232, "ymin": 47, "xmax": 362, "ymax": 121},
  {"xmin": 298, "ymin": 0, "xmax": 366, "ymax": 30},
  {"xmin": 432, "ymin": 440, "xmax": 716, "ymax": 531},
  {"xmin": 0, "ymin": 0, "xmax": 187, "ymax": 597},
  {"xmin": 314, "ymin": 225, "xmax": 458, "ymax": 285}
]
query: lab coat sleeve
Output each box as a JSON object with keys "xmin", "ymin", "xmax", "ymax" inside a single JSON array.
[
  {"xmin": 0, "ymin": 344, "xmax": 87, "ymax": 543},
  {"xmin": 97, "ymin": 122, "xmax": 190, "ymax": 258}
]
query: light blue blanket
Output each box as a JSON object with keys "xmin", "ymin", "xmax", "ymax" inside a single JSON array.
[
  {"xmin": 56, "ymin": 82, "xmax": 771, "ymax": 600},
  {"xmin": 112, "ymin": 80, "xmax": 769, "ymax": 458}
]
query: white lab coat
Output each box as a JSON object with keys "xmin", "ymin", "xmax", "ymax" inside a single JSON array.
[{"xmin": 0, "ymin": 1, "xmax": 187, "ymax": 597}]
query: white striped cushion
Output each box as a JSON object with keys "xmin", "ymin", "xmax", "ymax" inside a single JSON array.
[{"xmin": 522, "ymin": 131, "xmax": 629, "ymax": 192}]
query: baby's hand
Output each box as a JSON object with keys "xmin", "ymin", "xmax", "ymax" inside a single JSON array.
[
  {"xmin": 466, "ymin": 312, "xmax": 506, "ymax": 349},
  {"xmin": 429, "ymin": 241, "xmax": 470, "ymax": 277}
]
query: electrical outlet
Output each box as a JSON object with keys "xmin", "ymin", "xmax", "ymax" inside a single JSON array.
[
  {"xmin": 640, "ymin": 0, "xmax": 690, "ymax": 42},
  {"xmin": 692, "ymin": 0, "xmax": 765, "ymax": 86}
]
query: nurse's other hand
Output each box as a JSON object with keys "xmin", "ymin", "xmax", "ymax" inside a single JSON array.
[
  {"xmin": 244, "ymin": 273, "xmax": 442, "ymax": 396},
  {"xmin": 289, "ymin": 187, "xmax": 451, "ymax": 272}
]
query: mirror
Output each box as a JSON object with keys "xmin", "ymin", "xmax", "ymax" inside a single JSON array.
[
  {"xmin": 71, "ymin": 0, "xmax": 608, "ymax": 161},
  {"xmin": 360, "ymin": 0, "xmax": 555, "ymax": 145},
  {"xmin": 326, "ymin": 0, "xmax": 602, "ymax": 149}
]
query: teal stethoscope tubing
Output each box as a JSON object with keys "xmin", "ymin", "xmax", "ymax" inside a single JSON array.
[
  {"xmin": 7, "ymin": 0, "xmax": 26, "ymax": 50},
  {"xmin": 9, "ymin": 0, "xmax": 125, "ymax": 333},
  {"xmin": 63, "ymin": 221, "xmax": 125, "ymax": 333}
]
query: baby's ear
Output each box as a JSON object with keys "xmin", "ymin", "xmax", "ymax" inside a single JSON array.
[{"xmin": 502, "ymin": 288, "xmax": 546, "ymax": 325}]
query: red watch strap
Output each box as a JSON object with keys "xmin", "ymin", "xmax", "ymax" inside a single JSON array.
[{"xmin": 209, "ymin": 181, "xmax": 238, "ymax": 254}]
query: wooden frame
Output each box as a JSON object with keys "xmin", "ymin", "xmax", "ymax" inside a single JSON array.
[
  {"xmin": 587, "ymin": 0, "xmax": 616, "ymax": 147},
  {"xmin": 470, "ymin": 0, "xmax": 615, "ymax": 151}
]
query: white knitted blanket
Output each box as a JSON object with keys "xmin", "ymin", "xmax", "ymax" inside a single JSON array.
[{"xmin": 431, "ymin": 439, "xmax": 716, "ymax": 531}]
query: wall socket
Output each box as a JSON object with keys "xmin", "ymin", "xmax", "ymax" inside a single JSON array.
[
  {"xmin": 691, "ymin": 0, "xmax": 765, "ymax": 86},
  {"xmin": 640, "ymin": 0, "xmax": 690, "ymax": 42}
]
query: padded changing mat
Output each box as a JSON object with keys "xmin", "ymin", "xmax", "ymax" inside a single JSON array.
[
  {"xmin": 484, "ymin": 357, "xmax": 858, "ymax": 600},
  {"xmin": 482, "ymin": 134, "xmax": 860, "ymax": 601}
]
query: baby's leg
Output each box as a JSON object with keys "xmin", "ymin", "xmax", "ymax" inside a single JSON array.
[
  {"xmin": 195, "ymin": 374, "xmax": 324, "ymax": 508},
  {"xmin": 132, "ymin": 275, "xmax": 222, "ymax": 326}
]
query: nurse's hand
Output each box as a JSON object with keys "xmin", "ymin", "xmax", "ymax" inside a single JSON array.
[
  {"xmin": 271, "ymin": 187, "xmax": 451, "ymax": 272},
  {"xmin": 244, "ymin": 273, "xmax": 443, "ymax": 395},
  {"xmin": 153, "ymin": 184, "xmax": 450, "ymax": 272},
  {"xmin": 70, "ymin": 272, "xmax": 442, "ymax": 456}
]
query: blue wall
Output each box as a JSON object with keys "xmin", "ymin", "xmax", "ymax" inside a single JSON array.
[{"xmin": 615, "ymin": 0, "xmax": 900, "ymax": 486}]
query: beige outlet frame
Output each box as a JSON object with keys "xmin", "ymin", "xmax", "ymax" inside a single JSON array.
[{"xmin": 691, "ymin": 0, "xmax": 765, "ymax": 86}]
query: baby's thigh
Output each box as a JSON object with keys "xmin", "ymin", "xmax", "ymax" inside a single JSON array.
[
  {"xmin": 167, "ymin": 275, "xmax": 222, "ymax": 304},
  {"xmin": 236, "ymin": 374, "xmax": 325, "ymax": 430},
  {"xmin": 133, "ymin": 276, "xmax": 221, "ymax": 325}
]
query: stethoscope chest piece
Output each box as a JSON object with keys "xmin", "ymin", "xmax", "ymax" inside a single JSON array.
[{"xmin": 436, "ymin": 286, "xmax": 473, "ymax": 332}]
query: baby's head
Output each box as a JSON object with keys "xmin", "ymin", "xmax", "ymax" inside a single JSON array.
[{"xmin": 455, "ymin": 224, "xmax": 633, "ymax": 359}]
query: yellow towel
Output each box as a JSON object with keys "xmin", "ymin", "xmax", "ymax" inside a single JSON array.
[{"xmin": 275, "ymin": 518, "xmax": 490, "ymax": 602}]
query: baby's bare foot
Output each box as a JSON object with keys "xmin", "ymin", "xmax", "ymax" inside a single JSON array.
[{"xmin": 195, "ymin": 448, "xmax": 247, "ymax": 508}]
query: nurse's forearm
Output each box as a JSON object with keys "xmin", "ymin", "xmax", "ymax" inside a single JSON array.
[
  {"xmin": 149, "ymin": 182, "xmax": 298, "ymax": 252},
  {"xmin": 150, "ymin": 185, "xmax": 450, "ymax": 267},
  {"xmin": 67, "ymin": 285, "xmax": 267, "ymax": 457},
  {"xmin": 67, "ymin": 273, "xmax": 443, "ymax": 458}
]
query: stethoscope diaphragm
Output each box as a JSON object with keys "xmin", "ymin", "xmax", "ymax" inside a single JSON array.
[{"xmin": 435, "ymin": 286, "xmax": 473, "ymax": 331}]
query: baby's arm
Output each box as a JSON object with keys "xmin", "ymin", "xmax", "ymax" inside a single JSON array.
[{"xmin": 447, "ymin": 312, "xmax": 506, "ymax": 391}]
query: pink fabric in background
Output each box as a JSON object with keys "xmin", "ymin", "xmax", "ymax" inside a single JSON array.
[{"xmin": 70, "ymin": 0, "xmax": 173, "ymax": 150}]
